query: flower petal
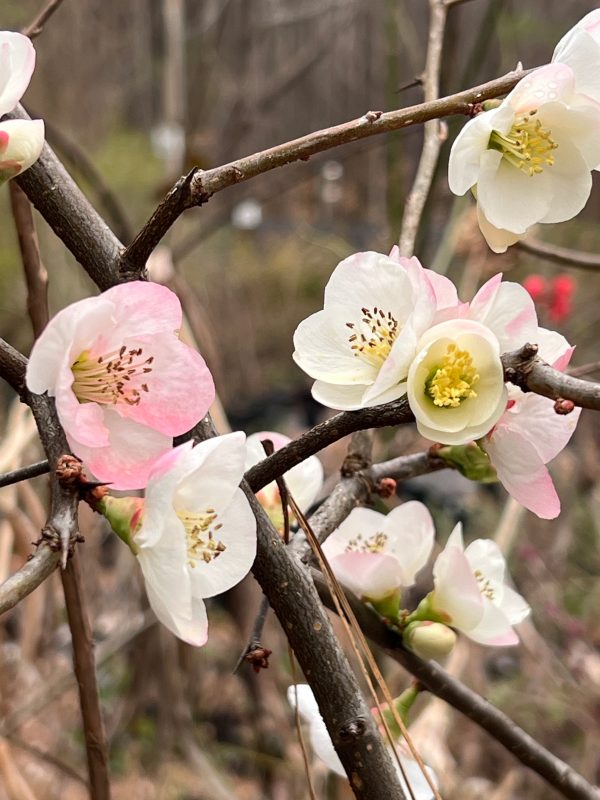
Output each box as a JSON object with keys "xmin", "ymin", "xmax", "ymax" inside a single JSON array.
[
  {"xmin": 0, "ymin": 32, "xmax": 35, "ymax": 116},
  {"xmin": 328, "ymin": 551, "xmax": 404, "ymax": 600}
]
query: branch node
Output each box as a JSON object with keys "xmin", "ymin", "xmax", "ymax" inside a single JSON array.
[
  {"xmin": 554, "ymin": 397, "xmax": 575, "ymax": 415},
  {"xmin": 363, "ymin": 110, "xmax": 383, "ymax": 123},
  {"xmin": 338, "ymin": 717, "xmax": 368, "ymax": 742}
]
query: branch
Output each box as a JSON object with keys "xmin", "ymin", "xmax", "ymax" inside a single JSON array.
[
  {"xmin": 313, "ymin": 574, "xmax": 600, "ymax": 800},
  {"xmin": 245, "ymin": 397, "xmax": 414, "ymax": 493},
  {"xmin": 502, "ymin": 345, "xmax": 600, "ymax": 410},
  {"xmin": 0, "ymin": 543, "xmax": 59, "ymax": 615},
  {"xmin": 21, "ymin": 0, "xmax": 66, "ymax": 39},
  {"xmin": 398, "ymin": 0, "xmax": 448, "ymax": 256},
  {"xmin": 60, "ymin": 550, "xmax": 111, "ymax": 799},
  {"xmin": 516, "ymin": 238, "xmax": 600, "ymax": 272},
  {"xmin": 8, "ymin": 105, "xmax": 124, "ymax": 291},
  {"xmin": 0, "ymin": 460, "xmax": 51, "ymax": 488},
  {"xmin": 121, "ymin": 66, "xmax": 533, "ymax": 276}
]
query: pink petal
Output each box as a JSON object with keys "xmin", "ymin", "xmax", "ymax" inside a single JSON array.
[
  {"xmin": 328, "ymin": 551, "xmax": 402, "ymax": 601},
  {"xmin": 103, "ymin": 281, "xmax": 184, "ymax": 337},
  {"xmin": 507, "ymin": 64, "xmax": 576, "ymax": 115}
]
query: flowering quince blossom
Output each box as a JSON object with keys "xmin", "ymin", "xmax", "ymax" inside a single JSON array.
[
  {"xmin": 483, "ymin": 329, "xmax": 581, "ymax": 519},
  {"xmin": 448, "ymin": 63, "xmax": 600, "ymax": 252},
  {"xmin": 293, "ymin": 251, "xmax": 437, "ymax": 410},
  {"xmin": 287, "ymin": 684, "xmax": 437, "ymax": 799},
  {"xmin": 322, "ymin": 502, "xmax": 434, "ymax": 605},
  {"xmin": 245, "ymin": 431, "xmax": 323, "ymax": 531},
  {"xmin": 430, "ymin": 524, "xmax": 530, "ymax": 646},
  {"xmin": 0, "ymin": 32, "xmax": 44, "ymax": 182},
  {"xmin": 552, "ymin": 10, "xmax": 600, "ymax": 104},
  {"xmin": 103, "ymin": 433, "xmax": 256, "ymax": 646},
  {"xmin": 26, "ymin": 282, "xmax": 215, "ymax": 489}
]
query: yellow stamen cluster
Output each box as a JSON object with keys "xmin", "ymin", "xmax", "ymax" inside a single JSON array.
[
  {"xmin": 347, "ymin": 531, "xmax": 388, "ymax": 554},
  {"xmin": 71, "ymin": 346, "xmax": 153, "ymax": 406},
  {"xmin": 474, "ymin": 568, "xmax": 495, "ymax": 600},
  {"xmin": 177, "ymin": 508, "xmax": 226, "ymax": 567},
  {"xmin": 426, "ymin": 344, "xmax": 479, "ymax": 408},
  {"xmin": 346, "ymin": 307, "xmax": 400, "ymax": 368},
  {"xmin": 488, "ymin": 110, "xmax": 558, "ymax": 177}
]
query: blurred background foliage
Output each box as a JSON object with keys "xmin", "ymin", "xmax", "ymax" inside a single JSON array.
[{"xmin": 0, "ymin": 1, "xmax": 599, "ymax": 799}]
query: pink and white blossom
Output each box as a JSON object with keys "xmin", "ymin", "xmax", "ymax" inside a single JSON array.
[
  {"xmin": 293, "ymin": 251, "xmax": 437, "ymax": 410},
  {"xmin": 448, "ymin": 64, "xmax": 600, "ymax": 252},
  {"xmin": 0, "ymin": 32, "xmax": 44, "ymax": 181},
  {"xmin": 431, "ymin": 524, "xmax": 530, "ymax": 646},
  {"xmin": 553, "ymin": 10, "xmax": 600, "ymax": 104},
  {"xmin": 483, "ymin": 329, "xmax": 581, "ymax": 519},
  {"xmin": 322, "ymin": 502, "xmax": 435, "ymax": 602},
  {"xmin": 245, "ymin": 431, "xmax": 323, "ymax": 531},
  {"xmin": 132, "ymin": 433, "xmax": 256, "ymax": 646},
  {"xmin": 287, "ymin": 684, "xmax": 437, "ymax": 799},
  {"xmin": 26, "ymin": 282, "xmax": 215, "ymax": 489}
]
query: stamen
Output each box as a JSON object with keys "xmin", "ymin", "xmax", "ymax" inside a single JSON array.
[
  {"xmin": 177, "ymin": 509, "xmax": 227, "ymax": 567},
  {"xmin": 346, "ymin": 531, "xmax": 388, "ymax": 554},
  {"xmin": 474, "ymin": 568, "xmax": 495, "ymax": 600},
  {"xmin": 71, "ymin": 346, "xmax": 153, "ymax": 406},
  {"xmin": 346, "ymin": 307, "xmax": 400, "ymax": 368},
  {"xmin": 426, "ymin": 344, "xmax": 479, "ymax": 408},
  {"xmin": 488, "ymin": 110, "xmax": 558, "ymax": 177}
]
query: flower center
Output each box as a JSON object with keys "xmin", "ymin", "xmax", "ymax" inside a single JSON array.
[
  {"xmin": 474, "ymin": 568, "xmax": 495, "ymax": 600},
  {"xmin": 177, "ymin": 508, "xmax": 226, "ymax": 567},
  {"xmin": 347, "ymin": 531, "xmax": 388, "ymax": 553},
  {"xmin": 488, "ymin": 110, "xmax": 558, "ymax": 177},
  {"xmin": 71, "ymin": 346, "xmax": 154, "ymax": 406},
  {"xmin": 346, "ymin": 307, "xmax": 400, "ymax": 368},
  {"xmin": 426, "ymin": 344, "xmax": 479, "ymax": 408}
]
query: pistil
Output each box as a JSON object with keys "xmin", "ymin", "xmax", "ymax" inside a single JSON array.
[{"xmin": 488, "ymin": 110, "xmax": 558, "ymax": 177}]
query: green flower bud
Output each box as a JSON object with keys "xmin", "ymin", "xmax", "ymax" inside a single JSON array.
[
  {"xmin": 96, "ymin": 495, "xmax": 144, "ymax": 553},
  {"xmin": 403, "ymin": 621, "xmax": 457, "ymax": 660},
  {"xmin": 437, "ymin": 441, "xmax": 497, "ymax": 483}
]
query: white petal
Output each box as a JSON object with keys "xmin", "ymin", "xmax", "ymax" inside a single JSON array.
[
  {"xmin": 465, "ymin": 600, "xmax": 517, "ymax": 646},
  {"xmin": 0, "ymin": 32, "xmax": 35, "ymax": 116},
  {"xmin": 500, "ymin": 586, "xmax": 530, "ymax": 625},
  {"xmin": 323, "ymin": 507, "xmax": 387, "ymax": 558},
  {"xmin": 328, "ymin": 551, "xmax": 403, "ymax": 600},
  {"xmin": 469, "ymin": 278, "xmax": 538, "ymax": 352},
  {"xmin": 383, "ymin": 502, "xmax": 435, "ymax": 585},
  {"xmin": 174, "ymin": 432, "xmax": 247, "ymax": 512},
  {"xmin": 287, "ymin": 685, "xmax": 345, "ymax": 777},
  {"xmin": 311, "ymin": 378, "xmax": 407, "ymax": 411},
  {"xmin": 464, "ymin": 538, "xmax": 506, "ymax": 587},
  {"xmin": 0, "ymin": 119, "xmax": 44, "ymax": 177},
  {"xmin": 476, "ymin": 205, "xmax": 526, "ymax": 253},
  {"xmin": 505, "ymin": 64, "xmax": 576, "ymax": 114},
  {"xmin": 448, "ymin": 112, "xmax": 496, "ymax": 195},
  {"xmin": 189, "ymin": 488, "xmax": 256, "ymax": 598},
  {"xmin": 432, "ymin": 540, "xmax": 484, "ymax": 631}
]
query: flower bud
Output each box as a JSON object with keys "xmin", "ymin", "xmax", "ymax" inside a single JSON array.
[
  {"xmin": 0, "ymin": 119, "xmax": 44, "ymax": 182},
  {"xmin": 96, "ymin": 495, "xmax": 144, "ymax": 553},
  {"xmin": 403, "ymin": 621, "xmax": 457, "ymax": 660}
]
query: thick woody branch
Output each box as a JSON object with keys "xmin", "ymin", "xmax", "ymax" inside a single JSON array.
[
  {"xmin": 121, "ymin": 67, "xmax": 533, "ymax": 276},
  {"xmin": 502, "ymin": 345, "xmax": 600, "ymax": 410},
  {"xmin": 314, "ymin": 575, "xmax": 600, "ymax": 800},
  {"xmin": 516, "ymin": 238, "xmax": 600, "ymax": 271},
  {"xmin": 7, "ymin": 105, "xmax": 124, "ymax": 290}
]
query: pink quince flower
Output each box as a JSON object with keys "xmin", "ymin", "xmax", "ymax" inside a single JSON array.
[
  {"xmin": 130, "ymin": 433, "xmax": 256, "ymax": 646},
  {"xmin": 287, "ymin": 684, "xmax": 437, "ymax": 798},
  {"xmin": 26, "ymin": 282, "xmax": 215, "ymax": 489},
  {"xmin": 293, "ymin": 251, "xmax": 437, "ymax": 410},
  {"xmin": 0, "ymin": 32, "xmax": 44, "ymax": 181},
  {"xmin": 483, "ymin": 329, "xmax": 581, "ymax": 519},
  {"xmin": 431, "ymin": 523, "xmax": 530, "ymax": 646},
  {"xmin": 245, "ymin": 431, "xmax": 323, "ymax": 532},
  {"xmin": 322, "ymin": 502, "xmax": 435, "ymax": 602}
]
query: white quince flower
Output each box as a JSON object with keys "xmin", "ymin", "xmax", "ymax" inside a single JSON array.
[
  {"xmin": 0, "ymin": 32, "xmax": 44, "ymax": 182},
  {"xmin": 287, "ymin": 684, "xmax": 437, "ymax": 799},
  {"xmin": 431, "ymin": 524, "xmax": 530, "ymax": 646},
  {"xmin": 448, "ymin": 63, "xmax": 600, "ymax": 252},
  {"xmin": 553, "ymin": 10, "xmax": 600, "ymax": 103},
  {"xmin": 407, "ymin": 318, "xmax": 507, "ymax": 446},
  {"xmin": 293, "ymin": 251, "xmax": 437, "ymax": 410},
  {"xmin": 245, "ymin": 430, "xmax": 323, "ymax": 531},
  {"xmin": 132, "ymin": 433, "xmax": 256, "ymax": 646},
  {"xmin": 322, "ymin": 502, "xmax": 434, "ymax": 602}
]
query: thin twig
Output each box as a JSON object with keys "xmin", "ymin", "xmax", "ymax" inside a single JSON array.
[
  {"xmin": 569, "ymin": 361, "xmax": 600, "ymax": 378},
  {"xmin": 516, "ymin": 238, "xmax": 600, "ymax": 272},
  {"xmin": 21, "ymin": 0, "xmax": 66, "ymax": 38},
  {"xmin": 121, "ymin": 66, "xmax": 533, "ymax": 276},
  {"xmin": 313, "ymin": 573, "xmax": 600, "ymax": 800},
  {"xmin": 0, "ymin": 460, "xmax": 51, "ymax": 488},
  {"xmin": 398, "ymin": 0, "xmax": 448, "ymax": 256},
  {"xmin": 60, "ymin": 550, "xmax": 111, "ymax": 800},
  {"xmin": 8, "ymin": 735, "xmax": 88, "ymax": 787},
  {"xmin": 9, "ymin": 183, "xmax": 49, "ymax": 337}
]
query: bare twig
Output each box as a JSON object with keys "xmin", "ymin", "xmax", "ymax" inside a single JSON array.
[
  {"xmin": 60, "ymin": 550, "xmax": 111, "ymax": 800},
  {"xmin": 313, "ymin": 573, "xmax": 600, "ymax": 800},
  {"xmin": 0, "ymin": 542, "xmax": 59, "ymax": 615},
  {"xmin": 9, "ymin": 183, "xmax": 49, "ymax": 337},
  {"xmin": 569, "ymin": 361, "xmax": 600, "ymax": 378},
  {"xmin": 502, "ymin": 345, "xmax": 600, "ymax": 410},
  {"xmin": 121, "ymin": 66, "xmax": 533, "ymax": 276},
  {"xmin": 0, "ymin": 460, "xmax": 51, "ymax": 488},
  {"xmin": 8, "ymin": 735, "xmax": 88, "ymax": 787},
  {"xmin": 398, "ymin": 0, "xmax": 448, "ymax": 256},
  {"xmin": 516, "ymin": 238, "xmax": 600, "ymax": 272},
  {"xmin": 21, "ymin": 0, "xmax": 66, "ymax": 39}
]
